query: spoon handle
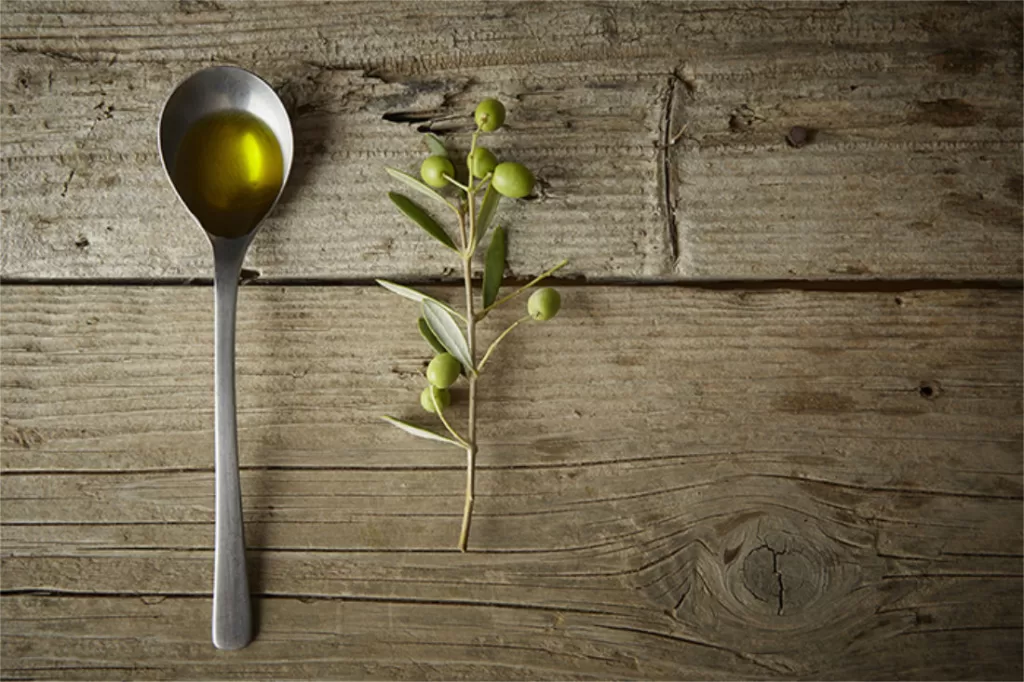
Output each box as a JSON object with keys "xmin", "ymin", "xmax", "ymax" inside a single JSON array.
[{"xmin": 211, "ymin": 239, "xmax": 252, "ymax": 650}]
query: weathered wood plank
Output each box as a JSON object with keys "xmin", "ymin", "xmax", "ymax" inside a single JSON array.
[
  {"xmin": 670, "ymin": 36, "xmax": 1024, "ymax": 279},
  {"xmin": 2, "ymin": 471, "xmax": 1020, "ymax": 598},
  {"xmin": 2, "ymin": 591, "xmax": 1020, "ymax": 681},
  {"xmin": 3, "ymin": 286, "xmax": 1020, "ymax": 475},
  {"xmin": 2, "ymin": 2, "xmax": 1020, "ymax": 280},
  {"xmin": 2, "ymin": 474, "xmax": 1021, "ymax": 678},
  {"xmin": 1, "ymin": 285, "xmax": 1021, "ymax": 677}
]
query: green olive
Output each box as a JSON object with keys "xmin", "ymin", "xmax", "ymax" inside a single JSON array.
[
  {"xmin": 426, "ymin": 352, "xmax": 461, "ymax": 388},
  {"xmin": 468, "ymin": 147, "xmax": 498, "ymax": 179},
  {"xmin": 420, "ymin": 386, "xmax": 452, "ymax": 413},
  {"xmin": 474, "ymin": 98, "xmax": 506, "ymax": 132},
  {"xmin": 420, "ymin": 155, "xmax": 455, "ymax": 188},
  {"xmin": 528, "ymin": 287, "xmax": 561, "ymax": 321},
  {"xmin": 491, "ymin": 162, "xmax": 535, "ymax": 199}
]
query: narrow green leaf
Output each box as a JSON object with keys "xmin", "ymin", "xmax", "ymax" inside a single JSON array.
[
  {"xmin": 388, "ymin": 192, "xmax": 458, "ymax": 252},
  {"xmin": 380, "ymin": 416, "xmax": 461, "ymax": 447},
  {"xmin": 385, "ymin": 167, "xmax": 452, "ymax": 210},
  {"xmin": 482, "ymin": 225, "xmax": 506, "ymax": 309},
  {"xmin": 423, "ymin": 133, "xmax": 449, "ymax": 158},
  {"xmin": 423, "ymin": 300, "xmax": 474, "ymax": 372},
  {"xmin": 474, "ymin": 183, "xmax": 500, "ymax": 246},
  {"xmin": 375, "ymin": 279, "xmax": 465, "ymax": 321},
  {"xmin": 418, "ymin": 317, "xmax": 447, "ymax": 355}
]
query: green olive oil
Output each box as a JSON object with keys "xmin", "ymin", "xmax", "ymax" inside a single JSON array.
[{"xmin": 172, "ymin": 110, "xmax": 284, "ymax": 238}]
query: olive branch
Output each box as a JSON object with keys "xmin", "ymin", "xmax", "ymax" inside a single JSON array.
[{"xmin": 378, "ymin": 98, "xmax": 566, "ymax": 551}]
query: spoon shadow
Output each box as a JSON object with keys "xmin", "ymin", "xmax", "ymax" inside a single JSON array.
[
  {"xmin": 242, "ymin": 79, "xmax": 334, "ymax": 631},
  {"xmin": 247, "ymin": 77, "xmax": 336, "ymax": 273}
]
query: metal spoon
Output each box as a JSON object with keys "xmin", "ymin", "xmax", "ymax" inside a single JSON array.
[{"xmin": 158, "ymin": 66, "xmax": 293, "ymax": 650}]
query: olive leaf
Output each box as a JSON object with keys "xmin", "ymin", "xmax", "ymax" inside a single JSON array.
[
  {"xmin": 474, "ymin": 183, "xmax": 500, "ymax": 247},
  {"xmin": 376, "ymin": 279, "xmax": 466, "ymax": 321},
  {"xmin": 482, "ymin": 225, "xmax": 506, "ymax": 309},
  {"xmin": 418, "ymin": 317, "xmax": 447, "ymax": 355},
  {"xmin": 388, "ymin": 192, "xmax": 458, "ymax": 252},
  {"xmin": 423, "ymin": 133, "xmax": 449, "ymax": 158},
  {"xmin": 385, "ymin": 167, "xmax": 453, "ymax": 210},
  {"xmin": 423, "ymin": 300, "xmax": 474, "ymax": 372},
  {"xmin": 380, "ymin": 416, "xmax": 462, "ymax": 447}
]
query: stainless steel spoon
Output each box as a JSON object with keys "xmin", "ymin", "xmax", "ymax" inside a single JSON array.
[{"xmin": 158, "ymin": 66, "xmax": 293, "ymax": 650}]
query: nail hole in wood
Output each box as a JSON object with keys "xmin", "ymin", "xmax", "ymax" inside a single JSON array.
[{"xmin": 786, "ymin": 126, "xmax": 815, "ymax": 148}]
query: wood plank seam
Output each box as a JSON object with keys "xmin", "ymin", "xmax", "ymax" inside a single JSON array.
[{"xmin": 1, "ymin": 278, "xmax": 1022, "ymax": 289}]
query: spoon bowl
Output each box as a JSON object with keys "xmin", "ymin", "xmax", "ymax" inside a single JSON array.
[
  {"xmin": 158, "ymin": 66, "xmax": 293, "ymax": 651},
  {"xmin": 160, "ymin": 65, "xmax": 293, "ymax": 240}
]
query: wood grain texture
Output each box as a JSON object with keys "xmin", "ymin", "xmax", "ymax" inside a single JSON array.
[
  {"xmin": 2, "ymin": 1, "xmax": 1021, "ymax": 281},
  {"xmin": 2, "ymin": 285, "xmax": 1021, "ymax": 679},
  {"xmin": 2, "ymin": 1, "xmax": 1022, "ymax": 679}
]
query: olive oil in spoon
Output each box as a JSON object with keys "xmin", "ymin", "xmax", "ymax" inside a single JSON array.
[{"xmin": 172, "ymin": 110, "xmax": 284, "ymax": 239}]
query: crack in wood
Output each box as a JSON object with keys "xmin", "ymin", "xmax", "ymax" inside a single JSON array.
[
  {"xmin": 7, "ymin": 45, "xmax": 91, "ymax": 64},
  {"xmin": 591, "ymin": 623, "xmax": 794, "ymax": 675},
  {"xmin": 0, "ymin": 588, "xmax": 633, "ymax": 619},
  {"xmin": 59, "ymin": 168, "xmax": 75, "ymax": 198},
  {"xmin": 658, "ymin": 75, "xmax": 680, "ymax": 270},
  {"xmin": 745, "ymin": 541, "xmax": 789, "ymax": 614},
  {"xmin": 770, "ymin": 545, "xmax": 786, "ymax": 616}
]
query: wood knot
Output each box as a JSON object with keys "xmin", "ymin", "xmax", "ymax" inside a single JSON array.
[
  {"xmin": 723, "ymin": 521, "xmax": 836, "ymax": 624},
  {"xmin": 628, "ymin": 501, "xmax": 886, "ymax": 650},
  {"xmin": 741, "ymin": 542, "xmax": 818, "ymax": 616}
]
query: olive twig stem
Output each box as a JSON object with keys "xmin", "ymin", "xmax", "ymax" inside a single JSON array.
[
  {"xmin": 477, "ymin": 315, "xmax": 530, "ymax": 372},
  {"xmin": 469, "ymin": 130, "xmax": 481, "ymax": 159},
  {"xmin": 456, "ymin": 206, "xmax": 467, "ymax": 251},
  {"xmin": 443, "ymin": 174, "xmax": 470, "ymax": 192},
  {"xmin": 434, "ymin": 398, "xmax": 470, "ymax": 448},
  {"xmin": 458, "ymin": 129, "xmax": 483, "ymax": 550},
  {"xmin": 460, "ymin": 250, "xmax": 477, "ymax": 552},
  {"xmin": 467, "ymin": 130, "xmax": 482, "ymax": 185},
  {"xmin": 479, "ymin": 259, "xmax": 569, "ymax": 318}
]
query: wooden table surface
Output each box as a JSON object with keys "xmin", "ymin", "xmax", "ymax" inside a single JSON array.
[{"xmin": 2, "ymin": 2, "xmax": 1022, "ymax": 679}]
